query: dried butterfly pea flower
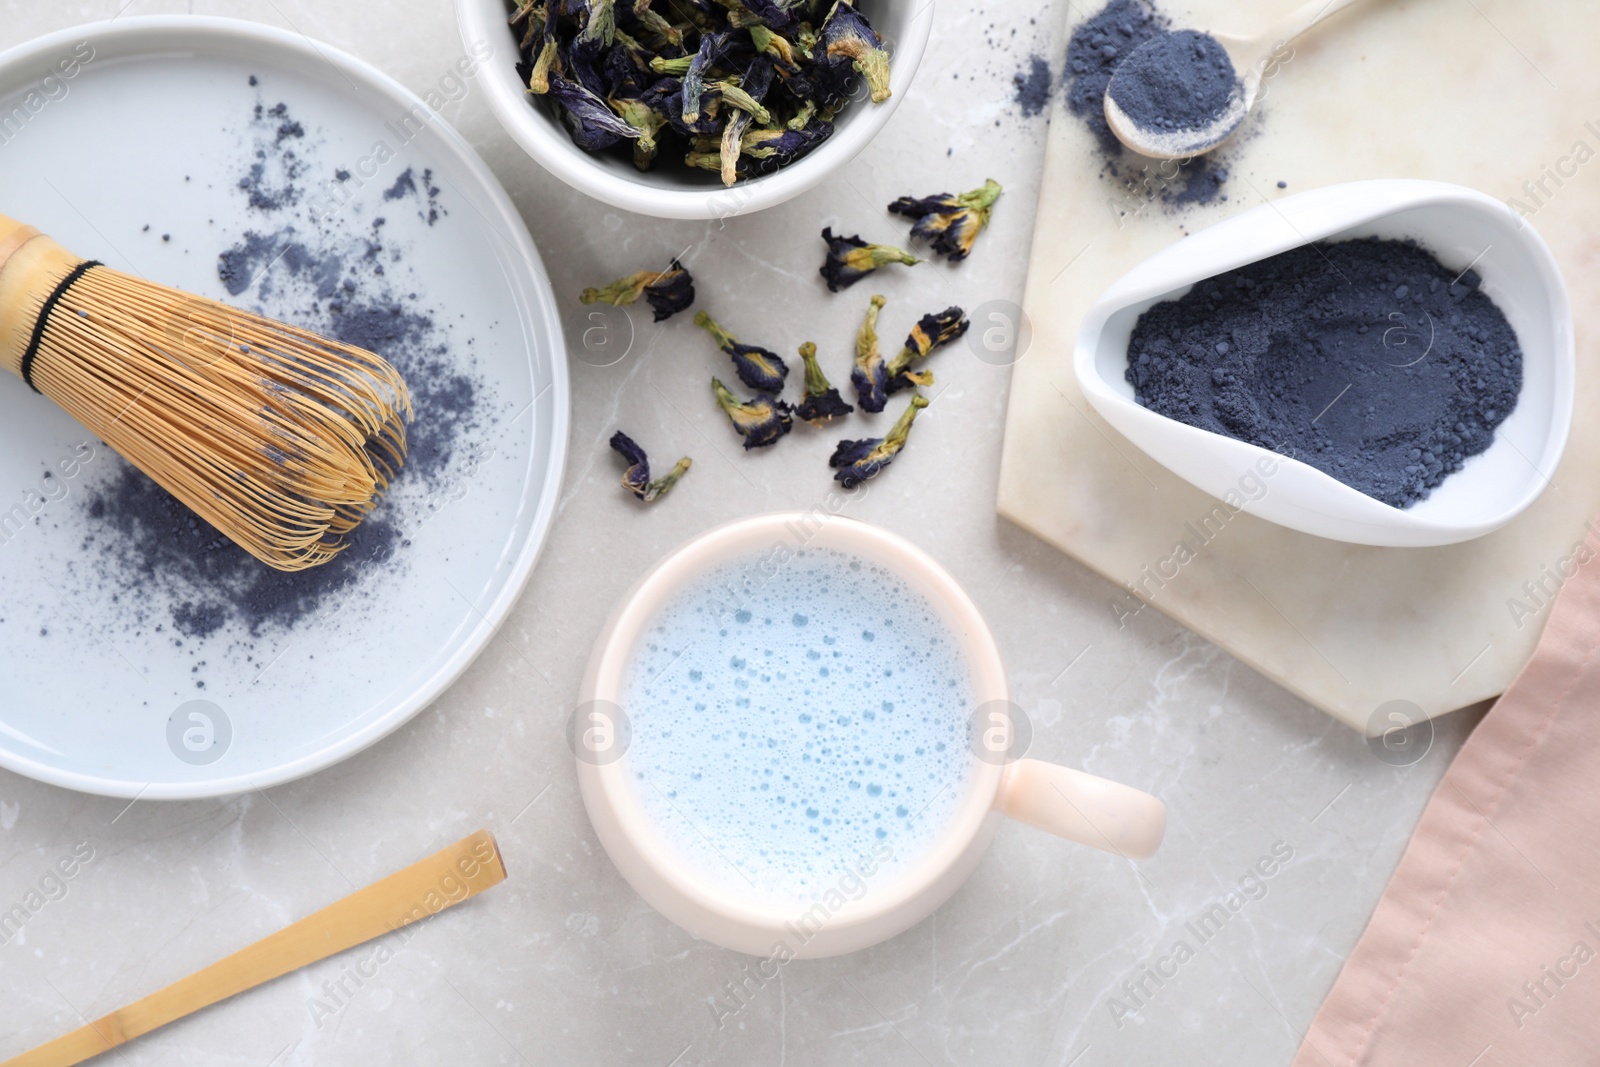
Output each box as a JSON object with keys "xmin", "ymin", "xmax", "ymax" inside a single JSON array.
[
  {"xmin": 609, "ymin": 430, "xmax": 693, "ymax": 501},
  {"xmin": 623, "ymin": 0, "xmax": 686, "ymax": 47},
  {"xmin": 794, "ymin": 341, "xmax": 854, "ymax": 425},
  {"xmin": 608, "ymin": 29, "xmax": 655, "ymax": 77},
  {"xmin": 820, "ymin": 0, "xmax": 890, "ymax": 103},
  {"xmin": 566, "ymin": 34, "xmax": 612, "ymax": 97},
  {"xmin": 851, "ymin": 293, "xmax": 890, "ymax": 413},
  {"xmin": 519, "ymin": 0, "xmax": 877, "ymax": 180},
  {"xmin": 696, "ymin": 311, "xmax": 789, "ymax": 392},
  {"xmin": 509, "ymin": 0, "xmax": 546, "ymax": 53},
  {"xmin": 606, "ymin": 48, "xmax": 671, "ymax": 166},
  {"xmin": 711, "ymin": 76, "xmax": 774, "ymax": 123},
  {"xmin": 885, "ymin": 306, "xmax": 969, "ymax": 393},
  {"xmin": 888, "ymin": 179, "xmax": 1003, "ymax": 262},
  {"xmin": 683, "ymin": 30, "xmax": 740, "ymax": 124},
  {"xmin": 788, "ymin": 51, "xmax": 854, "ymax": 105},
  {"xmin": 581, "ymin": 0, "xmax": 618, "ymax": 47},
  {"xmin": 830, "ymin": 394, "xmax": 929, "ymax": 488},
  {"xmin": 524, "ymin": 36, "xmax": 561, "ymax": 94},
  {"xmin": 716, "ymin": 56, "xmax": 775, "ymax": 183},
  {"xmin": 712, "ymin": 377, "xmax": 794, "ymax": 449},
  {"xmin": 748, "ymin": 24, "xmax": 801, "ymax": 72},
  {"xmin": 740, "ymin": 120, "xmax": 833, "ymax": 167},
  {"xmin": 818, "ymin": 228, "xmax": 919, "ymax": 292},
  {"xmin": 610, "ymin": 95, "xmax": 668, "ymax": 167},
  {"xmin": 650, "ymin": 54, "xmax": 696, "ymax": 76},
  {"xmin": 548, "ymin": 74, "xmax": 642, "ymax": 150},
  {"xmin": 581, "ymin": 259, "xmax": 696, "ymax": 321},
  {"xmin": 639, "ymin": 76, "xmax": 701, "ymax": 140}
]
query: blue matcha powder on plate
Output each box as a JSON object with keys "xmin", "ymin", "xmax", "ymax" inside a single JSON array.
[{"xmin": 623, "ymin": 547, "xmax": 974, "ymax": 903}]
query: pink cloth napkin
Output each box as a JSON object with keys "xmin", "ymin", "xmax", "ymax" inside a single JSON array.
[{"xmin": 1293, "ymin": 530, "xmax": 1600, "ymax": 1066}]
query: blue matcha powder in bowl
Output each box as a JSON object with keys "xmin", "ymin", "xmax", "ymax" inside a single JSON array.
[
  {"xmin": 1125, "ymin": 237, "xmax": 1524, "ymax": 509},
  {"xmin": 622, "ymin": 547, "xmax": 974, "ymax": 904}
]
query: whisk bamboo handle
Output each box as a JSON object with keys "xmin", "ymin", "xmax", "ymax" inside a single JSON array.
[
  {"xmin": 0, "ymin": 214, "xmax": 82, "ymax": 381},
  {"xmin": 0, "ymin": 212, "xmax": 412, "ymax": 571}
]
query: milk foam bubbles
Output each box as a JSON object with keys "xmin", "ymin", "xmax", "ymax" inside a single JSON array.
[{"xmin": 623, "ymin": 547, "xmax": 974, "ymax": 903}]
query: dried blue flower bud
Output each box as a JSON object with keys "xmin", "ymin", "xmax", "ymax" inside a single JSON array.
[
  {"xmin": 821, "ymin": 0, "xmax": 891, "ymax": 102},
  {"xmin": 609, "ymin": 94, "xmax": 669, "ymax": 168},
  {"xmin": 714, "ymin": 56, "xmax": 775, "ymax": 183},
  {"xmin": 851, "ymin": 293, "xmax": 889, "ymax": 413},
  {"xmin": 548, "ymin": 74, "xmax": 643, "ymax": 150},
  {"xmin": 520, "ymin": 0, "xmax": 878, "ymax": 182},
  {"xmin": 696, "ymin": 311, "xmax": 789, "ymax": 392},
  {"xmin": 610, "ymin": 430, "xmax": 693, "ymax": 501},
  {"xmin": 566, "ymin": 35, "xmax": 611, "ymax": 98},
  {"xmin": 888, "ymin": 179, "xmax": 1003, "ymax": 262},
  {"xmin": 830, "ymin": 394, "xmax": 929, "ymax": 488},
  {"xmin": 650, "ymin": 54, "xmax": 695, "ymax": 76},
  {"xmin": 581, "ymin": 259, "xmax": 696, "ymax": 321},
  {"xmin": 683, "ymin": 30, "xmax": 738, "ymax": 124},
  {"xmin": 795, "ymin": 341, "xmax": 854, "ymax": 425},
  {"xmin": 819, "ymin": 228, "xmax": 920, "ymax": 292},
  {"xmin": 712, "ymin": 377, "xmax": 793, "ymax": 448},
  {"xmin": 604, "ymin": 37, "xmax": 648, "ymax": 90},
  {"xmin": 739, "ymin": 121, "xmax": 834, "ymax": 169},
  {"xmin": 623, "ymin": 2, "xmax": 686, "ymax": 48},
  {"xmin": 748, "ymin": 24, "xmax": 802, "ymax": 73},
  {"xmin": 789, "ymin": 52, "xmax": 855, "ymax": 105},
  {"xmin": 581, "ymin": 0, "xmax": 618, "ymax": 47},
  {"xmin": 740, "ymin": 0, "xmax": 809, "ymax": 30},
  {"xmin": 523, "ymin": 36, "xmax": 560, "ymax": 94},
  {"xmin": 510, "ymin": 1, "xmax": 548, "ymax": 54},
  {"xmin": 885, "ymin": 306, "xmax": 969, "ymax": 393}
]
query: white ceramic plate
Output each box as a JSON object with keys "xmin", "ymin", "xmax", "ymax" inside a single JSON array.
[{"xmin": 0, "ymin": 17, "xmax": 568, "ymax": 798}]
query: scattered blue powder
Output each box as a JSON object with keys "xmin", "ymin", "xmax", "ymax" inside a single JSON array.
[
  {"xmin": 1065, "ymin": 0, "xmax": 1166, "ymax": 152},
  {"xmin": 382, "ymin": 167, "xmax": 446, "ymax": 226},
  {"xmin": 76, "ymin": 85, "xmax": 488, "ymax": 652},
  {"xmin": 1013, "ymin": 54, "xmax": 1052, "ymax": 117},
  {"xmin": 383, "ymin": 169, "xmax": 416, "ymax": 201},
  {"xmin": 1125, "ymin": 238, "xmax": 1523, "ymax": 508},
  {"xmin": 1063, "ymin": 0, "xmax": 1240, "ymax": 207}
]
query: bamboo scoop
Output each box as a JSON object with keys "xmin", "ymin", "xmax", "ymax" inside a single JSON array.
[
  {"xmin": 1105, "ymin": 0, "xmax": 1367, "ymax": 159},
  {"xmin": 2, "ymin": 830, "xmax": 506, "ymax": 1067},
  {"xmin": 0, "ymin": 214, "xmax": 411, "ymax": 572}
]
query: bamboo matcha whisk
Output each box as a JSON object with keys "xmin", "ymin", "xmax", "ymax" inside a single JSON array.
[{"xmin": 0, "ymin": 214, "xmax": 411, "ymax": 572}]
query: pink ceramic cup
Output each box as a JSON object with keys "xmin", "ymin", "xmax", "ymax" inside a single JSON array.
[{"xmin": 574, "ymin": 512, "xmax": 1166, "ymax": 958}]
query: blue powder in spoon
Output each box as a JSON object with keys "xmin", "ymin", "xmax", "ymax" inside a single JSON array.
[
  {"xmin": 1063, "ymin": 0, "xmax": 1241, "ymax": 208},
  {"xmin": 1107, "ymin": 29, "xmax": 1240, "ymax": 134}
]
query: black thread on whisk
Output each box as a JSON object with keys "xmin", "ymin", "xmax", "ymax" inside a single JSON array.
[{"xmin": 19, "ymin": 260, "xmax": 102, "ymax": 393}]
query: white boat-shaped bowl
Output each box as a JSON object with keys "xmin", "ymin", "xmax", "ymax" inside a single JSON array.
[{"xmin": 1073, "ymin": 179, "xmax": 1574, "ymax": 547}]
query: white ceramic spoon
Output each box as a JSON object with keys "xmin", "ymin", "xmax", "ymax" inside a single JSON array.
[{"xmin": 1105, "ymin": 0, "xmax": 1366, "ymax": 159}]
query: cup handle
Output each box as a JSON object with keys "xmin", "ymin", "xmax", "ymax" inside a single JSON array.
[{"xmin": 996, "ymin": 759, "xmax": 1166, "ymax": 859}]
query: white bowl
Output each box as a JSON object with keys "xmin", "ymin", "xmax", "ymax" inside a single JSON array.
[
  {"xmin": 456, "ymin": 0, "xmax": 933, "ymax": 220},
  {"xmin": 1074, "ymin": 180, "xmax": 1574, "ymax": 547}
]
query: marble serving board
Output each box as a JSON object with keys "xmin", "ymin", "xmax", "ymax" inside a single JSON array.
[{"xmin": 999, "ymin": 0, "xmax": 1600, "ymax": 732}]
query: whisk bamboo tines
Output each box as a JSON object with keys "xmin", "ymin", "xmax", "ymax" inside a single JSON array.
[{"xmin": 0, "ymin": 214, "xmax": 411, "ymax": 572}]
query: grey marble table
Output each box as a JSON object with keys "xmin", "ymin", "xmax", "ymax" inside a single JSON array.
[{"xmin": 0, "ymin": 1, "xmax": 1482, "ymax": 1064}]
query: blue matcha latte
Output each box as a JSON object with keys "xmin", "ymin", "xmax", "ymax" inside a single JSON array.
[{"xmin": 623, "ymin": 547, "xmax": 975, "ymax": 903}]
